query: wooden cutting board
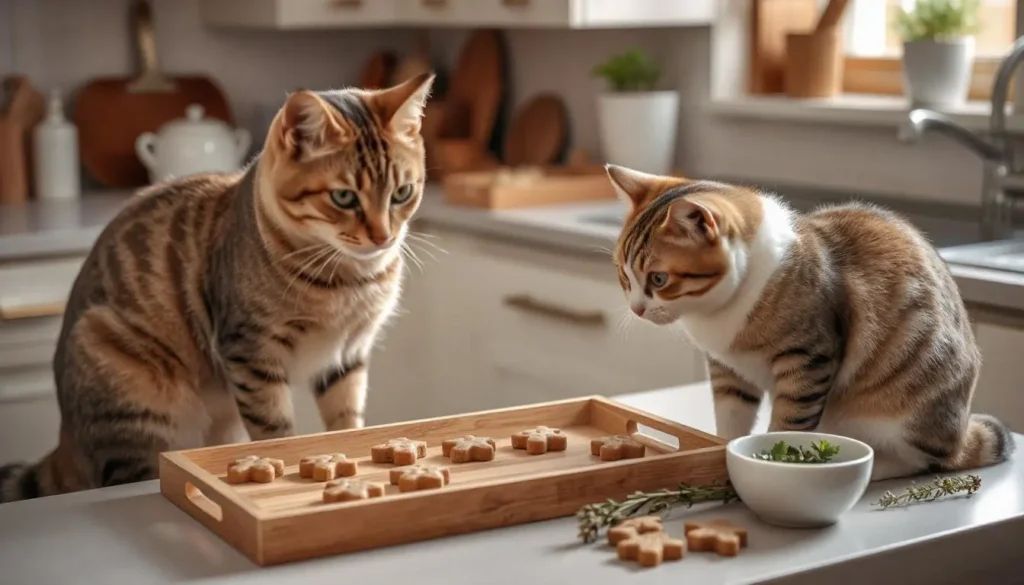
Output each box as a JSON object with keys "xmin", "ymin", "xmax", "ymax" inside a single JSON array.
[
  {"xmin": 358, "ymin": 52, "xmax": 396, "ymax": 89},
  {"xmin": 749, "ymin": 0, "xmax": 819, "ymax": 94},
  {"xmin": 0, "ymin": 77, "xmax": 46, "ymax": 204},
  {"xmin": 75, "ymin": 0, "xmax": 232, "ymax": 188},
  {"xmin": 444, "ymin": 29, "xmax": 505, "ymax": 148},
  {"xmin": 503, "ymin": 94, "xmax": 568, "ymax": 167}
]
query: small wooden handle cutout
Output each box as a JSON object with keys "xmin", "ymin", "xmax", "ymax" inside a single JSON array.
[
  {"xmin": 626, "ymin": 419, "xmax": 684, "ymax": 453},
  {"xmin": 186, "ymin": 482, "xmax": 224, "ymax": 522}
]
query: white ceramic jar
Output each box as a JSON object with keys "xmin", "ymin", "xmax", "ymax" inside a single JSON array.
[
  {"xmin": 135, "ymin": 104, "xmax": 251, "ymax": 184},
  {"xmin": 597, "ymin": 91, "xmax": 679, "ymax": 175}
]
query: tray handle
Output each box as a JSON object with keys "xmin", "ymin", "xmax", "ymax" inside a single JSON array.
[{"xmin": 593, "ymin": 398, "xmax": 723, "ymax": 453}]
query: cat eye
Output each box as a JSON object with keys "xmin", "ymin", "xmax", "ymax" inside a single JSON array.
[
  {"xmin": 392, "ymin": 183, "xmax": 415, "ymax": 204},
  {"xmin": 648, "ymin": 272, "xmax": 669, "ymax": 289},
  {"xmin": 329, "ymin": 189, "xmax": 359, "ymax": 210}
]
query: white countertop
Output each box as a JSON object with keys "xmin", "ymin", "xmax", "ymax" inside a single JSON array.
[
  {"xmin": 1, "ymin": 187, "xmax": 1021, "ymax": 313},
  {"xmin": 1, "ymin": 381, "xmax": 1022, "ymax": 585}
]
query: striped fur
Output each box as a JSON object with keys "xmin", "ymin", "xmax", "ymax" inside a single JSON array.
[
  {"xmin": 607, "ymin": 164, "xmax": 1015, "ymax": 481},
  {"xmin": 0, "ymin": 73, "xmax": 435, "ymax": 503}
]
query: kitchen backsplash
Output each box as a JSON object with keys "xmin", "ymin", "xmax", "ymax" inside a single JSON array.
[{"xmin": 0, "ymin": 0, "xmax": 990, "ymax": 205}]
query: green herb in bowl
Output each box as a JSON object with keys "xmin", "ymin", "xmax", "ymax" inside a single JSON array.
[{"xmin": 753, "ymin": 440, "xmax": 840, "ymax": 464}]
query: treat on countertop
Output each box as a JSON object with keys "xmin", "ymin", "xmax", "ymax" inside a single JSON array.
[
  {"xmin": 684, "ymin": 519, "xmax": 748, "ymax": 557},
  {"xmin": 607, "ymin": 515, "xmax": 663, "ymax": 545},
  {"xmin": 616, "ymin": 531, "xmax": 686, "ymax": 568}
]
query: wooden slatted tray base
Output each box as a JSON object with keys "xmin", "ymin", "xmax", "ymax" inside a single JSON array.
[{"xmin": 159, "ymin": 396, "xmax": 727, "ymax": 566}]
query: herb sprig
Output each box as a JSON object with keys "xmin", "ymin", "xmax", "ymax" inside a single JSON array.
[
  {"xmin": 575, "ymin": 482, "xmax": 739, "ymax": 543},
  {"xmin": 752, "ymin": 440, "xmax": 841, "ymax": 464},
  {"xmin": 873, "ymin": 475, "xmax": 982, "ymax": 509}
]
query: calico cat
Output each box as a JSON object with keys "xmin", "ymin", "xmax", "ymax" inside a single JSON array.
[
  {"xmin": 0, "ymin": 73, "xmax": 435, "ymax": 503},
  {"xmin": 606, "ymin": 164, "xmax": 1014, "ymax": 481}
]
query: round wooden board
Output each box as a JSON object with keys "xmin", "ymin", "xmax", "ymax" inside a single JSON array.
[
  {"xmin": 503, "ymin": 94, "xmax": 568, "ymax": 167},
  {"xmin": 358, "ymin": 51, "xmax": 396, "ymax": 89}
]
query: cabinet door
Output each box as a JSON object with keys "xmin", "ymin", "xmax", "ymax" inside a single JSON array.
[
  {"xmin": 419, "ymin": 228, "xmax": 707, "ymax": 416},
  {"xmin": 200, "ymin": 0, "xmax": 399, "ymax": 29},
  {"xmin": 401, "ymin": 0, "xmax": 571, "ymax": 27},
  {"xmin": 973, "ymin": 320, "xmax": 1024, "ymax": 432}
]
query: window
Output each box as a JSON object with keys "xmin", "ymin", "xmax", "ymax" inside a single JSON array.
[{"xmin": 841, "ymin": 0, "xmax": 1018, "ymax": 99}]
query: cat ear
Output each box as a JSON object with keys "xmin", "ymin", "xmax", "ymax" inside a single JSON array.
[
  {"xmin": 605, "ymin": 164, "xmax": 660, "ymax": 208},
  {"xmin": 376, "ymin": 72, "xmax": 435, "ymax": 137},
  {"xmin": 662, "ymin": 199, "xmax": 719, "ymax": 244},
  {"xmin": 278, "ymin": 90, "xmax": 348, "ymax": 160}
]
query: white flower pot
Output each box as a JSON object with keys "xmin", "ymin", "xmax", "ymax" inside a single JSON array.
[
  {"xmin": 596, "ymin": 91, "xmax": 679, "ymax": 175},
  {"xmin": 902, "ymin": 37, "xmax": 975, "ymax": 108}
]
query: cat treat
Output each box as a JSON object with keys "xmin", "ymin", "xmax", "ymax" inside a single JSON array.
[
  {"xmin": 371, "ymin": 438, "xmax": 428, "ymax": 465},
  {"xmin": 607, "ymin": 515, "xmax": 663, "ymax": 545},
  {"xmin": 322, "ymin": 478, "xmax": 385, "ymax": 503},
  {"xmin": 616, "ymin": 531, "xmax": 685, "ymax": 568},
  {"xmin": 591, "ymin": 435, "xmax": 646, "ymax": 461},
  {"xmin": 441, "ymin": 435, "xmax": 496, "ymax": 463},
  {"xmin": 299, "ymin": 453, "xmax": 358, "ymax": 481},
  {"xmin": 684, "ymin": 520, "xmax": 748, "ymax": 557},
  {"xmin": 226, "ymin": 455, "xmax": 285, "ymax": 484},
  {"xmin": 389, "ymin": 464, "xmax": 451, "ymax": 492},
  {"xmin": 511, "ymin": 426, "xmax": 567, "ymax": 455}
]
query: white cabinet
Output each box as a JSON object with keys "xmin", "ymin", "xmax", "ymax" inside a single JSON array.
[
  {"xmin": 200, "ymin": 0, "xmax": 400, "ymax": 29},
  {"xmin": 394, "ymin": 226, "xmax": 708, "ymax": 420},
  {"xmin": 200, "ymin": 0, "xmax": 715, "ymax": 29},
  {"xmin": 973, "ymin": 318, "xmax": 1024, "ymax": 433},
  {"xmin": 0, "ymin": 256, "xmax": 83, "ymax": 464}
]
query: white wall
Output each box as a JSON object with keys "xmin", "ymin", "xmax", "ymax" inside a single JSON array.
[{"xmin": 1, "ymin": 0, "xmax": 988, "ymax": 206}]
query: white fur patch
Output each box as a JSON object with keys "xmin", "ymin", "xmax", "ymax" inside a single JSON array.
[{"xmin": 676, "ymin": 195, "xmax": 798, "ymax": 389}]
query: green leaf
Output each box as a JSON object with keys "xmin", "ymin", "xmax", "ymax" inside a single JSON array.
[
  {"xmin": 591, "ymin": 47, "xmax": 662, "ymax": 92},
  {"xmin": 894, "ymin": 0, "xmax": 981, "ymax": 42}
]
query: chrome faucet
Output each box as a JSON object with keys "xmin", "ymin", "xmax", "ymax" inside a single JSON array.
[{"xmin": 901, "ymin": 36, "xmax": 1024, "ymax": 241}]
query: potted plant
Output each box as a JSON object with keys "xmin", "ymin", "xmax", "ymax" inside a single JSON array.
[
  {"xmin": 896, "ymin": 0, "xmax": 981, "ymax": 108},
  {"xmin": 591, "ymin": 48, "xmax": 678, "ymax": 175}
]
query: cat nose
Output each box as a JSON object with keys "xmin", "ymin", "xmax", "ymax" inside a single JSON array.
[
  {"xmin": 368, "ymin": 231, "xmax": 392, "ymax": 246},
  {"xmin": 631, "ymin": 305, "xmax": 645, "ymax": 317}
]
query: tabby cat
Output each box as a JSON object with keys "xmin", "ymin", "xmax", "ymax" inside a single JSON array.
[
  {"xmin": 0, "ymin": 73, "xmax": 435, "ymax": 503},
  {"xmin": 606, "ymin": 164, "xmax": 1014, "ymax": 481}
]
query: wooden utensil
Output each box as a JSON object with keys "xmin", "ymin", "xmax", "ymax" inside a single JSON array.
[
  {"xmin": 0, "ymin": 77, "xmax": 46, "ymax": 204},
  {"xmin": 74, "ymin": 0, "xmax": 232, "ymax": 188},
  {"xmin": 785, "ymin": 28, "xmax": 843, "ymax": 98},
  {"xmin": 444, "ymin": 29, "xmax": 506, "ymax": 149},
  {"xmin": 749, "ymin": 0, "xmax": 819, "ymax": 94},
  {"xmin": 816, "ymin": 0, "xmax": 850, "ymax": 31},
  {"xmin": 358, "ymin": 52, "xmax": 396, "ymax": 89},
  {"xmin": 502, "ymin": 94, "xmax": 568, "ymax": 167}
]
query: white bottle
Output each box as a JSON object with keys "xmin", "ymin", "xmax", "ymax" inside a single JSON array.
[{"xmin": 33, "ymin": 89, "xmax": 80, "ymax": 200}]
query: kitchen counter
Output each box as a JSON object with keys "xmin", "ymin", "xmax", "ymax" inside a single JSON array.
[
  {"xmin": 1, "ymin": 381, "xmax": 1022, "ymax": 585},
  {"xmin": 1, "ymin": 183, "xmax": 1020, "ymax": 313}
]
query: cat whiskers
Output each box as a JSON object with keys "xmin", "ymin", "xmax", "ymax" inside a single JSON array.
[
  {"xmin": 614, "ymin": 306, "xmax": 635, "ymax": 341},
  {"xmin": 400, "ymin": 241, "xmax": 426, "ymax": 274},
  {"xmin": 280, "ymin": 244, "xmax": 335, "ymax": 301}
]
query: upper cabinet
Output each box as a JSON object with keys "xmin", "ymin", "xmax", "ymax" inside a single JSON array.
[{"xmin": 198, "ymin": 0, "xmax": 716, "ymax": 29}]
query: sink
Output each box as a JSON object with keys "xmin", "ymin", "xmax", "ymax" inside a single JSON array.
[{"xmin": 941, "ymin": 239, "xmax": 1024, "ymax": 274}]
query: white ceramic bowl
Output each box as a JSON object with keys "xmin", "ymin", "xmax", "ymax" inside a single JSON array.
[{"xmin": 726, "ymin": 431, "xmax": 874, "ymax": 528}]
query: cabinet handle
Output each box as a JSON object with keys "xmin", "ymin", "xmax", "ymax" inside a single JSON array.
[
  {"xmin": 331, "ymin": 0, "xmax": 363, "ymax": 7},
  {"xmin": 502, "ymin": 0, "xmax": 530, "ymax": 5},
  {"xmin": 0, "ymin": 301, "xmax": 65, "ymax": 321},
  {"xmin": 503, "ymin": 294, "xmax": 606, "ymax": 328},
  {"xmin": 422, "ymin": 0, "xmax": 447, "ymax": 6}
]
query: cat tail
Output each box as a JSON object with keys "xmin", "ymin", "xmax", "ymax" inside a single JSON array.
[
  {"xmin": 0, "ymin": 450, "xmax": 59, "ymax": 504},
  {"xmin": 942, "ymin": 413, "xmax": 1016, "ymax": 472}
]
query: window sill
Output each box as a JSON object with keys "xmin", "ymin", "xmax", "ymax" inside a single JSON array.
[{"xmin": 708, "ymin": 94, "xmax": 1024, "ymax": 135}]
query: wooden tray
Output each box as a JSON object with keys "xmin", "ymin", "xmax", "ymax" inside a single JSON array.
[
  {"xmin": 159, "ymin": 396, "xmax": 726, "ymax": 566},
  {"xmin": 443, "ymin": 165, "xmax": 617, "ymax": 210}
]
